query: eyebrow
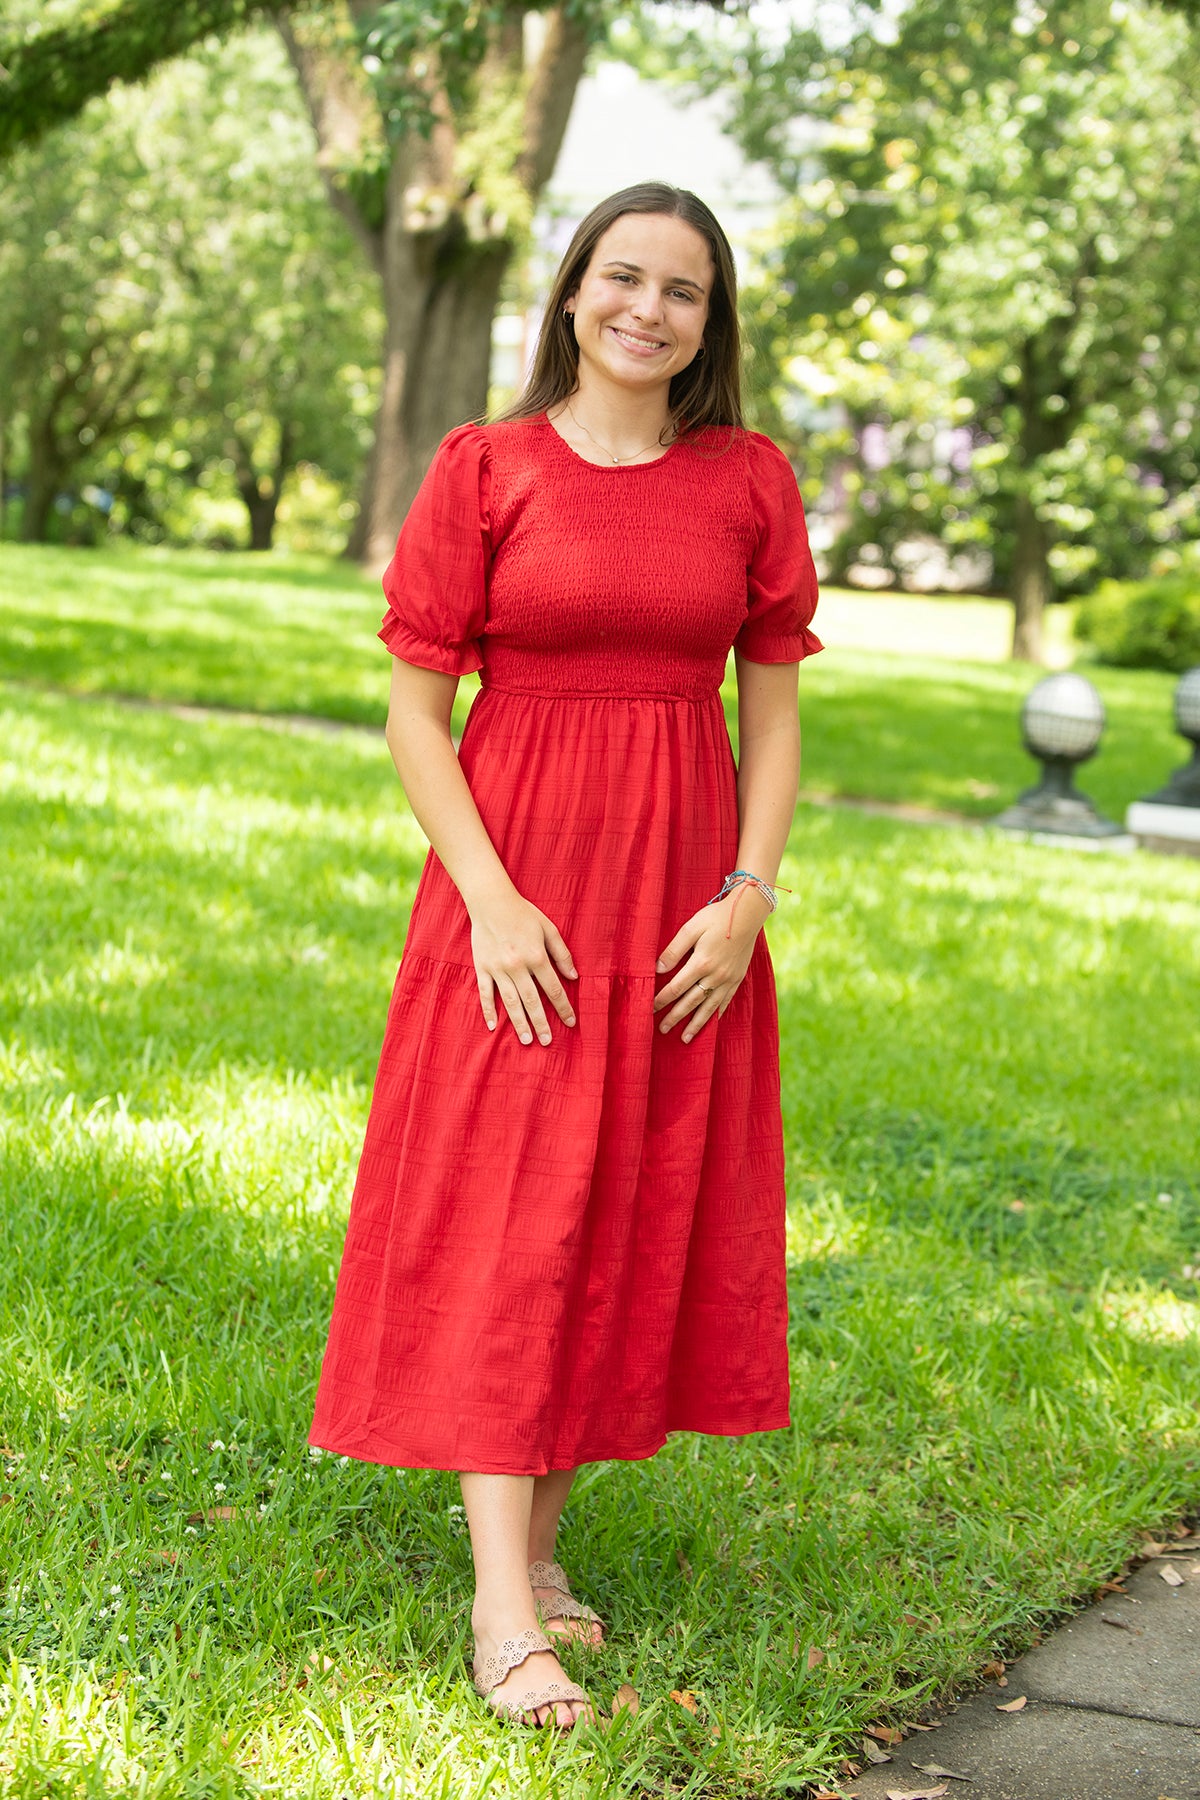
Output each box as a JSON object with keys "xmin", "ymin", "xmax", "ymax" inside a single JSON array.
[{"xmin": 600, "ymin": 259, "xmax": 707, "ymax": 293}]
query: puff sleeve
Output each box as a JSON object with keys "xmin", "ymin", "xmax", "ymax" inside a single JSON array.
[
  {"xmin": 378, "ymin": 423, "xmax": 491, "ymax": 676},
  {"xmin": 735, "ymin": 431, "xmax": 824, "ymax": 664}
]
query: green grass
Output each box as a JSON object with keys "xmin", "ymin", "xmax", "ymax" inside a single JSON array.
[
  {"xmin": 2, "ymin": 644, "xmax": 1199, "ymax": 1795},
  {"xmin": 2, "ymin": 542, "xmax": 1185, "ymax": 820}
]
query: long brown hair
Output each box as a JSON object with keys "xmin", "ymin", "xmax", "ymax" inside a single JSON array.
[{"xmin": 496, "ymin": 182, "xmax": 744, "ymax": 438}]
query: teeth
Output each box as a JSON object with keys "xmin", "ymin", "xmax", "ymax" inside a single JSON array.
[{"xmin": 613, "ymin": 328, "xmax": 665, "ymax": 349}]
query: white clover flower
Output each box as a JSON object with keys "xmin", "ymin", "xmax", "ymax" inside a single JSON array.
[
  {"xmin": 109, "ymin": 1585, "xmax": 121, "ymax": 1596},
  {"xmin": 161, "ymin": 1469, "xmax": 172, "ymax": 1482},
  {"xmin": 213, "ymin": 1483, "xmax": 226, "ymax": 1496},
  {"xmin": 307, "ymin": 1447, "xmax": 324, "ymax": 1461},
  {"xmin": 209, "ymin": 1440, "xmax": 226, "ymax": 1453},
  {"xmin": 117, "ymin": 1633, "xmax": 129, "ymax": 1644},
  {"xmin": 184, "ymin": 1526, "xmax": 198, "ymax": 1537}
]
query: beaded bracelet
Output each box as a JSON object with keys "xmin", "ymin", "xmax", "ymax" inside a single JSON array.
[{"xmin": 705, "ymin": 868, "xmax": 793, "ymax": 937}]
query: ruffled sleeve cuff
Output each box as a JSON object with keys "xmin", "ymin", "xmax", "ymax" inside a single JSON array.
[
  {"xmin": 736, "ymin": 431, "xmax": 823, "ymax": 665},
  {"xmin": 378, "ymin": 422, "xmax": 491, "ymax": 676}
]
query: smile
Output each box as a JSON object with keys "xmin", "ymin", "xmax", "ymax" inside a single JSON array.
[{"xmin": 609, "ymin": 326, "xmax": 668, "ymax": 352}]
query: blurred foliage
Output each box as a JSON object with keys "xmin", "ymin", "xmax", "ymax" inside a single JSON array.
[
  {"xmin": 629, "ymin": 0, "xmax": 1200, "ymax": 622},
  {"xmin": 0, "ymin": 0, "xmax": 280, "ymax": 156},
  {"xmin": 1076, "ymin": 574, "xmax": 1200, "ymax": 674},
  {"xmin": 0, "ymin": 30, "xmax": 381, "ymax": 550}
]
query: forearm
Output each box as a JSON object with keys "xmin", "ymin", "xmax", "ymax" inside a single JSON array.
[
  {"xmin": 733, "ymin": 714, "xmax": 801, "ymax": 888},
  {"xmin": 386, "ymin": 711, "xmax": 516, "ymax": 916}
]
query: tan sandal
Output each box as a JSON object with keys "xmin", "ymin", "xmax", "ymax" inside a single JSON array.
[
  {"xmin": 472, "ymin": 1625, "xmax": 592, "ymax": 1728},
  {"xmin": 528, "ymin": 1559, "xmax": 605, "ymax": 1643}
]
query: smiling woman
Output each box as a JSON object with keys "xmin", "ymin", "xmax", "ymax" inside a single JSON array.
[{"xmin": 305, "ymin": 182, "xmax": 823, "ymax": 1733}]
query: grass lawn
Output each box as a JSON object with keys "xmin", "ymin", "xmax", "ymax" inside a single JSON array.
[
  {"xmin": 1, "ymin": 542, "xmax": 1186, "ymax": 820},
  {"xmin": 1, "ymin": 548, "xmax": 1198, "ymax": 1796}
]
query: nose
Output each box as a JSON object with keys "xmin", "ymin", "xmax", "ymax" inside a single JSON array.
[{"xmin": 629, "ymin": 285, "xmax": 665, "ymax": 324}]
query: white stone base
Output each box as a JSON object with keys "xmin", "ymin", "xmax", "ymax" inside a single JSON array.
[{"xmin": 1126, "ymin": 800, "xmax": 1200, "ymax": 857}]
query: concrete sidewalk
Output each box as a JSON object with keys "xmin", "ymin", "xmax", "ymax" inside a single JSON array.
[{"xmin": 836, "ymin": 1536, "xmax": 1200, "ymax": 1800}]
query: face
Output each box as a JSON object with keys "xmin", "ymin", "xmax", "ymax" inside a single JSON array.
[{"xmin": 564, "ymin": 213, "xmax": 713, "ymax": 395}]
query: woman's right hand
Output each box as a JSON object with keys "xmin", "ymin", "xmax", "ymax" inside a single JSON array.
[{"xmin": 469, "ymin": 892, "xmax": 578, "ymax": 1045}]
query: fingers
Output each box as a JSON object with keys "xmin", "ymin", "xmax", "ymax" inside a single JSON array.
[
  {"xmin": 654, "ymin": 921, "xmax": 700, "ymax": 975},
  {"xmin": 543, "ymin": 922, "xmax": 579, "ymax": 982},
  {"xmin": 657, "ymin": 977, "xmax": 723, "ymax": 1042},
  {"xmin": 477, "ymin": 956, "xmax": 576, "ymax": 1044}
]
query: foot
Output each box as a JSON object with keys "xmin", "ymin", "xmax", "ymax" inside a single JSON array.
[
  {"xmin": 471, "ymin": 1614, "xmax": 595, "ymax": 1730},
  {"xmin": 529, "ymin": 1562, "xmax": 605, "ymax": 1647}
]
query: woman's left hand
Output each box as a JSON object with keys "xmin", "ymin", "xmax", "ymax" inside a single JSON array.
[{"xmin": 653, "ymin": 885, "xmax": 773, "ymax": 1042}]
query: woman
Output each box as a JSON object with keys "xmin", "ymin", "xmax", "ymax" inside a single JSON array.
[{"xmin": 309, "ymin": 182, "xmax": 822, "ymax": 1732}]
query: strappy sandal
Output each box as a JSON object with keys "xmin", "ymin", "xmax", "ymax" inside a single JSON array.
[
  {"xmin": 472, "ymin": 1625, "xmax": 592, "ymax": 1728},
  {"xmin": 528, "ymin": 1559, "xmax": 605, "ymax": 1644}
]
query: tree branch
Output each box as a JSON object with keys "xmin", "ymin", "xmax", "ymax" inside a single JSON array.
[
  {"xmin": 516, "ymin": 5, "xmax": 591, "ymax": 199},
  {"xmin": 0, "ymin": 0, "xmax": 286, "ymax": 158},
  {"xmin": 275, "ymin": 13, "xmax": 385, "ymax": 273}
]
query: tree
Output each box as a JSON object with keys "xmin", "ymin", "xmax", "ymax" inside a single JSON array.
[
  {"xmin": 0, "ymin": 30, "xmax": 379, "ymax": 548},
  {"xmin": 663, "ymin": 0, "xmax": 1200, "ymax": 659},
  {"xmin": 0, "ymin": 0, "xmax": 277, "ymax": 157},
  {"xmin": 2, "ymin": 0, "xmax": 601, "ymax": 563},
  {"xmin": 275, "ymin": 1, "xmax": 594, "ymax": 562}
]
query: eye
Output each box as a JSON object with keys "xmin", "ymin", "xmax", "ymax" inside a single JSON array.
[{"xmin": 668, "ymin": 288, "xmax": 697, "ymax": 302}]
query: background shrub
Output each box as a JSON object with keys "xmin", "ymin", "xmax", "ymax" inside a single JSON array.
[{"xmin": 1075, "ymin": 575, "xmax": 1200, "ymax": 673}]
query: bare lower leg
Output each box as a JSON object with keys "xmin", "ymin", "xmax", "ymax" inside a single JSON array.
[
  {"xmin": 528, "ymin": 1465, "xmax": 604, "ymax": 1647},
  {"xmin": 528, "ymin": 1467, "xmax": 579, "ymax": 1563},
  {"xmin": 459, "ymin": 1471, "xmax": 592, "ymax": 1729}
]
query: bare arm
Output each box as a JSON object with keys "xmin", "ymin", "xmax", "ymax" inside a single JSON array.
[
  {"xmin": 384, "ymin": 657, "xmax": 577, "ymax": 1046},
  {"xmin": 653, "ymin": 655, "xmax": 801, "ymax": 1040},
  {"xmin": 730, "ymin": 652, "xmax": 802, "ymax": 890}
]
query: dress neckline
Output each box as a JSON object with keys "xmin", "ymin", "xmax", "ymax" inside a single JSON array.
[{"xmin": 537, "ymin": 410, "xmax": 682, "ymax": 471}]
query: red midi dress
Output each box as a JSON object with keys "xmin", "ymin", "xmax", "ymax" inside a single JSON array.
[{"xmin": 308, "ymin": 413, "xmax": 823, "ymax": 1475}]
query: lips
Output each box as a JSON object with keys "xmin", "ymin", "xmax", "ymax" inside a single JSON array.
[{"xmin": 609, "ymin": 326, "xmax": 668, "ymax": 352}]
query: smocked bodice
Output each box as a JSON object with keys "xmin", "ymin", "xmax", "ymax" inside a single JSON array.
[{"xmin": 379, "ymin": 414, "xmax": 822, "ymax": 700}]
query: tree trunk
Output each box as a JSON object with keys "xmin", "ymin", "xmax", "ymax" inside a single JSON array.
[
  {"xmin": 21, "ymin": 420, "xmax": 67, "ymax": 541},
  {"xmin": 240, "ymin": 481, "xmax": 280, "ymax": 551},
  {"xmin": 350, "ymin": 233, "xmax": 511, "ymax": 567},
  {"xmin": 279, "ymin": 5, "xmax": 590, "ymax": 569},
  {"xmin": 1010, "ymin": 490, "xmax": 1049, "ymax": 662}
]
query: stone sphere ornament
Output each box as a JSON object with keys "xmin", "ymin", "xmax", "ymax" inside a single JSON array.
[
  {"xmin": 1138, "ymin": 665, "xmax": 1200, "ymax": 811},
  {"xmin": 996, "ymin": 671, "xmax": 1124, "ymax": 839},
  {"xmin": 1173, "ymin": 666, "xmax": 1200, "ymax": 745},
  {"xmin": 1021, "ymin": 673, "xmax": 1106, "ymax": 763}
]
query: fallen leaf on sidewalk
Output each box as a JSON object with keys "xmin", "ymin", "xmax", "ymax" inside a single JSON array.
[
  {"xmin": 1159, "ymin": 1565, "xmax": 1185, "ymax": 1587},
  {"xmin": 866, "ymin": 1723, "xmax": 905, "ymax": 1745},
  {"xmin": 996, "ymin": 1695, "xmax": 1027, "ymax": 1712},
  {"xmin": 1140, "ymin": 1539, "xmax": 1168, "ymax": 1556},
  {"xmin": 979, "ymin": 1660, "xmax": 1005, "ymax": 1681},
  {"xmin": 611, "ymin": 1683, "xmax": 639, "ymax": 1717},
  {"xmin": 913, "ymin": 1764, "xmax": 973, "ymax": 1782},
  {"xmin": 1096, "ymin": 1579, "xmax": 1127, "ymax": 1595},
  {"xmin": 669, "ymin": 1689, "xmax": 698, "ymax": 1713},
  {"xmin": 862, "ymin": 1736, "xmax": 893, "ymax": 1765},
  {"xmin": 1101, "ymin": 1614, "xmax": 1143, "ymax": 1634},
  {"xmin": 885, "ymin": 1786, "xmax": 947, "ymax": 1799}
]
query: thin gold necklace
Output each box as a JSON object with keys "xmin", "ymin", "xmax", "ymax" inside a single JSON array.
[{"xmin": 564, "ymin": 401, "xmax": 674, "ymax": 465}]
